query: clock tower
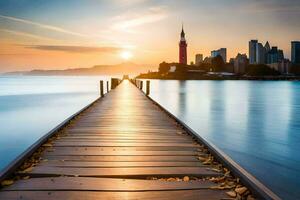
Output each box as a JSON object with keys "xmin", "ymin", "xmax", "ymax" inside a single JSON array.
[{"xmin": 179, "ymin": 25, "xmax": 187, "ymax": 64}]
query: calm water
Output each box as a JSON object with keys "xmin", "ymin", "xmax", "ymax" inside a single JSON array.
[
  {"xmin": 0, "ymin": 76, "xmax": 109, "ymax": 171},
  {"xmin": 147, "ymin": 80, "xmax": 300, "ymax": 200}
]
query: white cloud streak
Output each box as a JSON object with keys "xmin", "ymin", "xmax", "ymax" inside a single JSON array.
[
  {"xmin": 0, "ymin": 14, "xmax": 88, "ymax": 37},
  {"xmin": 111, "ymin": 6, "xmax": 168, "ymax": 31},
  {"xmin": 0, "ymin": 28, "xmax": 58, "ymax": 41}
]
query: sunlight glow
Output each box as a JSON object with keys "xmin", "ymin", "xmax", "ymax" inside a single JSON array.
[{"xmin": 120, "ymin": 51, "xmax": 133, "ymax": 60}]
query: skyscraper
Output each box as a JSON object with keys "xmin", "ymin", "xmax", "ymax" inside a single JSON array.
[
  {"xmin": 249, "ymin": 40, "xmax": 258, "ymax": 64},
  {"xmin": 291, "ymin": 41, "xmax": 300, "ymax": 64},
  {"xmin": 211, "ymin": 48, "xmax": 227, "ymax": 63},
  {"xmin": 195, "ymin": 54, "xmax": 203, "ymax": 65},
  {"xmin": 256, "ymin": 43, "xmax": 265, "ymax": 64},
  {"xmin": 179, "ymin": 26, "xmax": 187, "ymax": 65}
]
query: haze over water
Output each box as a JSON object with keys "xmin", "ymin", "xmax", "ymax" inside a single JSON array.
[
  {"xmin": 0, "ymin": 76, "xmax": 106, "ymax": 171},
  {"xmin": 148, "ymin": 80, "xmax": 300, "ymax": 200}
]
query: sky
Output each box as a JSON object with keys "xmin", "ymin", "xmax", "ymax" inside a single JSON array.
[{"xmin": 0, "ymin": 0, "xmax": 300, "ymax": 72}]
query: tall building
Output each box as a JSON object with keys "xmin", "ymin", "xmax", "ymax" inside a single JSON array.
[
  {"xmin": 179, "ymin": 26, "xmax": 187, "ymax": 65},
  {"xmin": 195, "ymin": 54, "xmax": 203, "ymax": 65},
  {"xmin": 249, "ymin": 40, "xmax": 258, "ymax": 64},
  {"xmin": 256, "ymin": 43, "xmax": 265, "ymax": 64},
  {"xmin": 267, "ymin": 47, "xmax": 279, "ymax": 64},
  {"xmin": 234, "ymin": 53, "xmax": 248, "ymax": 74},
  {"xmin": 211, "ymin": 48, "xmax": 227, "ymax": 63},
  {"xmin": 291, "ymin": 41, "xmax": 300, "ymax": 64}
]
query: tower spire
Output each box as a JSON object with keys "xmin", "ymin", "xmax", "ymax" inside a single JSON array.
[{"xmin": 181, "ymin": 23, "xmax": 185, "ymax": 39}]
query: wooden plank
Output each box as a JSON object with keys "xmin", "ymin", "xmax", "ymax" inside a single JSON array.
[
  {"xmin": 2, "ymin": 177, "xmax": 216, "ymax": 191},
  {"xmin": 0, "ymin": 190, "xmax": 228, "ymax": 200},
  {"xmin": 60, "ymin": 135, "xmax": 191, "ymax": 140},
  {"xmin": 43, "ymin": 150, "xmax": 199, "ymax": 156},
  {"xmin": 43, "ymin": 146, "xmax": 199, "ymax": 152},
  {"xmin": 20, "ymin": 166, "xmax": 221, "ymax": 178},
  {"xmin": 43, "ymin": 155, "xmax": 200, "ymax": 162},
  {"xmin": 38, "ymin": 161, "xmax": 204, "ymax": 168},
  {"xmin": 58, "ymin": 139, "xmax": 193, "ymax": 143},
  {"xmin": 52, "ymin": 142, "xmax": 199, "ymax": 147}
]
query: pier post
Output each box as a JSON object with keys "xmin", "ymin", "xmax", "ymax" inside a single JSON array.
[
  {"xmin": 100, "ymin": 80, "xmax": 104, "ymax": 97},
  {"xmin": 146, "ymin": 80, "xmax": 150, "ymax": 96},
  {"xmin": 140, "ymin": 81, "xmax": 143, "ymax": 90},
  {"xmin": 106, "ymin": 81, "xmax": 109, "ymax": 93}
]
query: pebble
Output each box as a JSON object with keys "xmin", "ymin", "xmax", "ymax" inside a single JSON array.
[
  {"xmin": 226, "ymin": 191, "xmax": 237, "ymax": 198},
  {"xmin": 1, "ymin": 180, "xmax": 14, "ymax": 186},
  {"xmin": 235, "ymin": 186, "xmax": 248, "ymax": 195},
  {"xmin": 183, "ymin": 176, "xmax": 189, "ymax": 182}
]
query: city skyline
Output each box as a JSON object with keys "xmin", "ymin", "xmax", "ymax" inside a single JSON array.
[{"xmin": 0, "ymin": 0, "xmax": 300, "ymax": 72}]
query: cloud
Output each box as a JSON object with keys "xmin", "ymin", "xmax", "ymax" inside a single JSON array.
[
  {"xmin": 111, "ymin": 6, "xmax": 168, "ymax": 31},
  {"xmin": 24, "ymin": 45, "xmax": 122, "ymax": 54},
  {"xmin": 0, "ymin": 28, "xmax": 58, "ymax": 41},
  {"xmin": 0, "ymin": 14, "xmax": 88, "ymax": 37}
]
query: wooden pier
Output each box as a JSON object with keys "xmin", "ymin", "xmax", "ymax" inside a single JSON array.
[{"xmin": 0, "ymin": 80, "xmax": 280, "ymax": 200}]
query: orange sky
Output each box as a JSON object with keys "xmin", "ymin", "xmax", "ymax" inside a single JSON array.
[{"xmin": 0, "ymin": 0, "xmax": 300, "ymax": 72}]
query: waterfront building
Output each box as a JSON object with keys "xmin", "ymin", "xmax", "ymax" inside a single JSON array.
[
  {"xmin": 249, "ymin": 40, "xmax": 258, "ymax": 64},
  {"xmin": 234, "ymin": 53, "xmax": 249, "ymax": 74},
  {"xmin": 291, "ymin": 41, "xmax": 300, "ymax": 64},
  {"xmin": 211, "ymin": 48, "xmax": 227, "ymax": 63},
  {"xmin": 195, "ymin": 54, "xmax": 203, "ymax": 65},
  {"xmin": 269, "ymin": 59, "xmax": 290, "ymax": 74},
  {"xmin": 256, "ymin": 43, "xmax": 265, "ymax": 64},
  {"xmin": 179, "ymin": 26, "xmax": 187, "ymax": 65}
]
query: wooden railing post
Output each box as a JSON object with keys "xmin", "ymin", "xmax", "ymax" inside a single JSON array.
[
  {"xmin": 100, "ymin": 80, "xmax": 104, "ymax": 97},
  {"xmin": 106, "ymin": 81, "xmax": 109, "ymax": 93},
  {"xmin": 146, "ymin": 80, "xmax": 150, "ymax": 96},
  {"xmin": 140, "ymin": 81, "xmax": 143, "ymax": 90}
]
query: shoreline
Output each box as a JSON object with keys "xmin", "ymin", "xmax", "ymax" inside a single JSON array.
[{"xmin": 136, "ymin": 75, "xmax": 300, "ymax": 81}]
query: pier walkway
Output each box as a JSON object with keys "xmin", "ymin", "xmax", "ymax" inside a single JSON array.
[{"xmin": 0, "ymin": 80, "xmax": 276, "ymax": 200}]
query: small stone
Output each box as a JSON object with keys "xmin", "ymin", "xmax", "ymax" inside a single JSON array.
[
  {"xmin": 167, "ymin": 178, "xmax": 176, "ymax": 181},
  {"xmin": 1, "ymin": 180, "xmax": 14, "ymax": 186},
  {"xmin": 22, "ymin": 176, "xmax": 30, "ymax": 180},
  {"xmin": 183, "ymin": 176, "xmax": 189, "ymax": 182},
  {"xmin": 43, "ymin": 143, "xmax": 53, "ymax": 147},
  {"xmin": 226, "ymin": 191, "xmax": 237, "ymax": 198},
  {"xmin": 235, "ymin": 186, "xmax": 248, "ymax": 195},
  {"xmin": 247, "ymin": 195, "xmax": 255, "ymax": 200}
]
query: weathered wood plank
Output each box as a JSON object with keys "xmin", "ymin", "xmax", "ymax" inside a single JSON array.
[
  {"xmin": 43, "ymin": 146, "xmax": 199, "ymax": 152},
  {"xmin": 38, "ymin": 161, "xmax": 204, "ymax": 168},
  {"xmin": 0, "ymin": 190, "xmax": 228, "ymax": 200},
  {"xmin": 52, "ymin": 142, "xmax": 199, "ymax": 147},
  {"xmin": 43, "ymin": 155, "xmax": 200, "ymax": 162},
  {"xmin": 20, "ymin": 166, "xmax": 220, "ymax": 178},
  {"xmin": 2, "ymin": 177, "xmax": 216, "ymax": 191},
  {"xmin": 43, "ymin": 150, "xmax": 200, "ymax": 156}
]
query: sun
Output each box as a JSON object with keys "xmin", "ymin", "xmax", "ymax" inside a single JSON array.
[{"xmin": 120, "ymin": 51, "xmax": 133, "ymax": 60}]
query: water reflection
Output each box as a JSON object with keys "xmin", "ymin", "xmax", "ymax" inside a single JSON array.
[
  {"xmin": 0, "ymin": 76, "xmax": 106, "ymax": 171},
  {"xmin": 149, "ymin": 80, "xmax": 300, "ymax": 200}
]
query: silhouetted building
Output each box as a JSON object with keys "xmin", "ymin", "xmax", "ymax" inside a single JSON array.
[
  {"xmin": 211, "ymin": 48, "xmax": 227, "ymax": 63},
  {"xmin": 179, "ymin": 26, "xmax": 187, "ymax": 65},
  {"xmin": 269, "ymin": 59, "xmax": 290, "ymax": 74},
  {"xmin": 266, "ymin": 47, "xmax": 284, "ymax": 64},
  {"xmin": 291, "ymin": 41, "xmax": 300, "ymax": 64},
  {"xmin": 249, "ymin": 40, "xmax": 258, "ymax": 64},
  {"xmin": 234, "ymin": 53, "xmax": 248, "ymax": 74},
  {"xmin": 256, "ymin": 43, "xmax": 265, "ymax": 64},
  {"xmin": 195, "ymin": 54, "xmax": 203, "ymax": 65}
]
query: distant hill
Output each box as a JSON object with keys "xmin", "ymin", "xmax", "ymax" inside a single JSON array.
[{"xmin": 3, "ymin": 62, "xmax": 156, "ymax": 76}]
